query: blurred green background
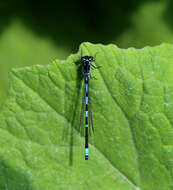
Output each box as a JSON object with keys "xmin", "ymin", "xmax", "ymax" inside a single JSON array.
[{"xmin": 0, "ymin": 0, "xmax": 173, "ymax": 106}]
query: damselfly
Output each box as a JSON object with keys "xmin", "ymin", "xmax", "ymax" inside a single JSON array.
[{"xmin": 79, "ymin": 55, "xmax": 99, "ymax": 160}]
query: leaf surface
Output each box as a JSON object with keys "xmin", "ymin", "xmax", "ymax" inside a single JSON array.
[{"xmin": 0, "ymin": 42, "xmax": 173, "ymax": 190}]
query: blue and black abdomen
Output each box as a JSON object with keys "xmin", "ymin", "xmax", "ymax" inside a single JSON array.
[
  {"xmin": 80, "ymin": 56, "xmax": 95, "ymax": 160},
  {"xmin": 84, "ymin": 74, "xmax": 89, "ymax": 160}
]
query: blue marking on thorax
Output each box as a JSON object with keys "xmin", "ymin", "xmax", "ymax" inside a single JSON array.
[
  {"xmin": 85, "ymin": 84, "xmax": 88, "ymax": 93},
  {"xmin": 85, "ymin": 124, "xmax": 88, "ymax": 128},
  {"xmin": 86, "ymin": 97, "xmax": 88, "ymax": 105},
  {"xmin": 85, "ymin": 148, "xmax": 88, "ymax": 156},
  {"xmin": 85, "ymin": 111, "xmax": 88, "ymax": 117},
  {"xmin": 85, "ymin": 75, "xmax": 88, "ymax": 81}
]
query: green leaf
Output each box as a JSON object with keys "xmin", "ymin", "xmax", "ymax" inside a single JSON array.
[{"xmin": 0, "ymin": 42, "xmax": 173, "ymax": 190}]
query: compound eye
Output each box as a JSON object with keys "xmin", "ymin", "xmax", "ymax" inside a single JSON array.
[
  {"xmin": 89, "ymin": 57, "xmax": 93, "ymax": 61},
  {"xmin": 81, "ymin": 57, "xmax": 86, "ymax": 62}
]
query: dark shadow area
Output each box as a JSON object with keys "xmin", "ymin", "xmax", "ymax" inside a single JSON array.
[
  {"xmin": 0, "ymin": 0, "xmax": 159, "ymax": 52},
  {"xmin": 69, "ymin": 61, "xmax": 84, "ymax": 165},
  {"xmin": 0, "ymin": 158, "xmax": 32, "ymax": 190},
  {"xmin": 163, "ymin": 0, "xmax": 173, "ymax": 30},
  {"xmin": 61, "ymin": 60, "xmax": 84, "ymax": 165}
]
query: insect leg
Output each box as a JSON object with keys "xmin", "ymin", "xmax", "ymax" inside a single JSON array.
[{"xmin": 91, "ymin": 63, "xmax": 101, "ymax": 70}]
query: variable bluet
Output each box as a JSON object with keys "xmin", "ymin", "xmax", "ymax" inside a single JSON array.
[{"xmin": 79, "ymin": 55, "xmax": 99, "ymax": 160}]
